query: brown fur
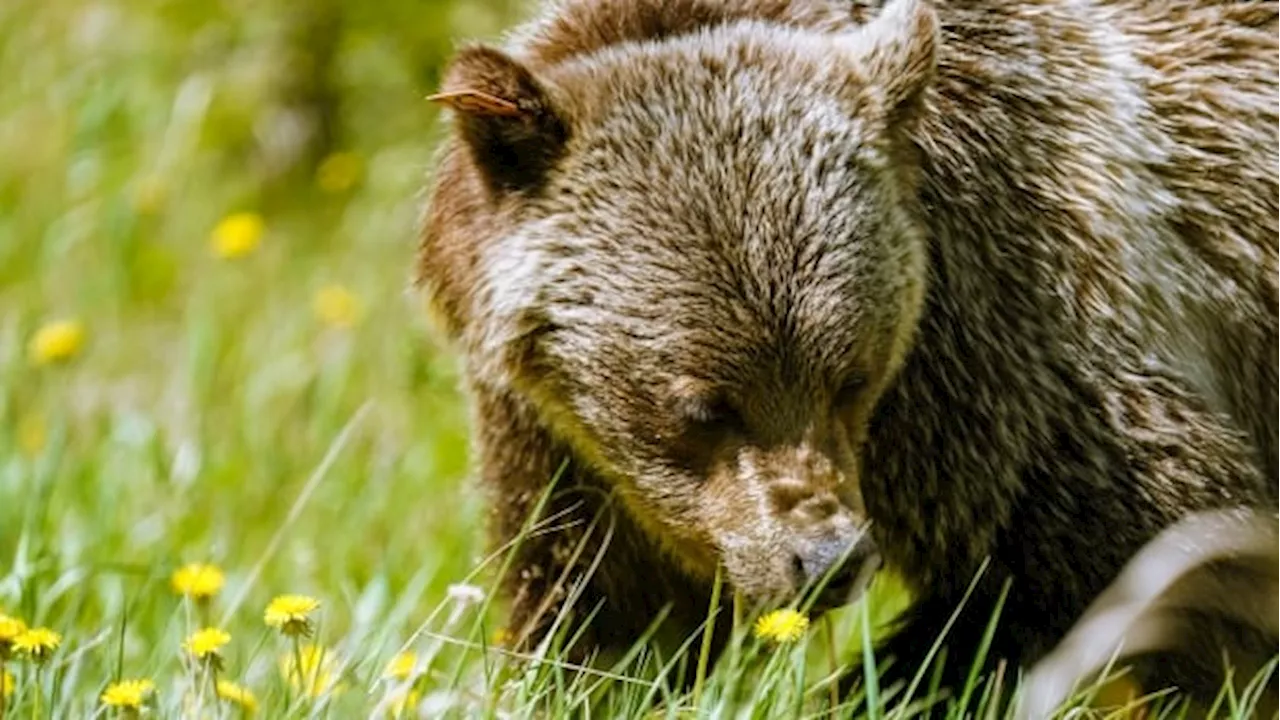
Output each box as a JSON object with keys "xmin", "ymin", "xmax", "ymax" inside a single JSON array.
[{"xmin": 416, "ymin": 0, "xmax": 1279, "ymax": 703}]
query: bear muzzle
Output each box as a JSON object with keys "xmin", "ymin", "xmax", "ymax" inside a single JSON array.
[{"xmin": 793, "ymin": 529, "xmax": 883, "ymax": 612}]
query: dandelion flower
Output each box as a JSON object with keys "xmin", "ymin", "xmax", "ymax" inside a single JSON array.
[
  {"xmin": 313, "ymin": 284, "xmax": 362, "ymax": 329},
  {"xmin": 131, "ymin": 176, "xmax": 166, "ymax": 215},
  {"xmin": 0, "ymin": 614, "xmax": 25, "ymax": 658},
  {"xmin": 28, "ymin": 319, "xmax": 85, "ymax": 366},
  {"xmin": 753, "ymin": 609, "xmax": 810, "ymax": 644},
  {"xmin": 1093, "ymin": 674, "xmax": 1143, "ymax": 708},
  {"xmin": 183, "ymin": 627, "xmax": 231, "ymax": 662},
  {"xmin": 1, "ymin": 670, "xmax": 12, "ymax": 699},
  {"xmin": 388, "ymin": 688, "xmax": 421, "ymax": 716},
  {"xmin": 216, "ymin": 679, "xmax": 259, "ymax": 714},
  {"xmin": 264, "ymin": 594, "xmax": 320, "ymax": 637},
  {"xmin": 279, "ymin": 644, "xmax": 342, "ymax": 698},
  {"xmin": 316, "ymin": 151, "xmax": 363, "ymax": 193},
  {"xmin": 491, "ymin": 627, "xmax": 512, "ymax": 647},
  {"xmin": 171, "ymin": 563, "xmax": 225, "ymax": 600},
  {"xmin": 211, "ymin": 212, "xmax": 264, "ymax": 259},
  {"xmin": 17, "ymin": 413, "xmax": 46, "ymax": 457},
  {"xmin": 384, "ymin": 651, "xmax": 417, "ymax": 681},
  {"xmin": 101, "ymin": 678, "xmax": 155, "ymax": 710},
  {"xmin": 13, "ymin": 627, "xmax": 61, "ymax": 662}
]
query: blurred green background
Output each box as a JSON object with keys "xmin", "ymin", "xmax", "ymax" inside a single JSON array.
[{"xmin": 0, "ymin": 0, "xmax": 535, "ymax": 712}]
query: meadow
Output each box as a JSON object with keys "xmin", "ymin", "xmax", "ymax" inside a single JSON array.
[{"xmin": 0, "ymin": 0, "xmax": 1273, "ymax": 717}]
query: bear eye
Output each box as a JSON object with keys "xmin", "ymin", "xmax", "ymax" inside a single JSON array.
[
  {"xmin": 681, "ymin": 394, "xmax": 746, "ymax": 436},
  {"xmin": 834, "ymin": 373, "xmax": 868, "ymax": 408},
  {"xmin": 665, "ymin": 390, "xmax": 744, "ymax": 472}
]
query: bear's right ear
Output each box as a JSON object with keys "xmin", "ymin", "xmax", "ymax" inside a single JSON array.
[
  {"xmin": 429, "ymin": 46, "xmax": 569, "ymax": 194},
  {"xmin": 841, "ymin": 0, "xmax": 939, "ymax": 133}
]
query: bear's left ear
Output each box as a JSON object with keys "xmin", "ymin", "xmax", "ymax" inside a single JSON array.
[
  {"xmin": 429, "ymin": 46, "xmax": 570, "ymax": 194},
  {"xmin": 841, "ymin": 0, "xmax": 939, "ymax": 130}
]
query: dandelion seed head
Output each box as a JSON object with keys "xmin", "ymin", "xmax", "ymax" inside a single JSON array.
[
  {"xmin": 753, "ymin": 609, "xmax": 810, "ymax": 644},
  {"xmin": 28, "ymin": 319, "xmax": 85, "ymax": 366},
  {"xmin": 446, "ymin": 583, "xmax": 484, "ymax": 606}
]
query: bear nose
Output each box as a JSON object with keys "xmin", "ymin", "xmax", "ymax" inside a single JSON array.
[{"xmin": 792, "ymin": 534, "xmax": 882, "ymax": 610}]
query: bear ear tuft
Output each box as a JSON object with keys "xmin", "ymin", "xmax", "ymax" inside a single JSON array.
[
  {"xmin": 429, "ymin": 46, "xmax": 569, "ymax": 194},
  {"xmin": 844, "ymin": 0, "xmax": 939, "ymax": 130},
  {"xmin": 427, "ymin": 89, "xmax": 523, "ymax": 118}
]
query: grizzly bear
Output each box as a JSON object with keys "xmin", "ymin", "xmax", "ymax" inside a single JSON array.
[{"xmin": 415, "ymin": 0, "xmax": 1279, "ymax": 705}]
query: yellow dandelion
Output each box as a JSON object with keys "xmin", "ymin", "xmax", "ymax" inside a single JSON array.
[
  {"xmin": 384, "ymin": 651, "xmax": 417, "ymax": 681},
  {"xmin": 2, "ymin": 670, "xmax": 13, "ymax": 699},
  {"xmin": 1092, "ymin": 674, "xmax": 1144, "ymax": 709},
  {"xmin": 279, "ymin": 644, "xmax": 343, "ymax": 698},
  {"xmin": 183, "ymin": 627, "xmax": 231, "ymax": 660},
  {"xmin": 211, "ymin": 212, "xmax": 264, "ymax": 259},
  {"xmin": 28, "ymin": 319, "xmax": 85, "ymax": 366},
  {"xmin": 101, "ymin": 678, "xmax": 155, "ymax": 709},
  {"xmin": 13, "ymin": 627, "xmax": 60, "ymax": 662},
  {"xmin": 216, "ymin": 679, "xmax": 259, "ymax": 714},
  {"xmin": 388, "ymin": 688, "xmax": 421, "ymax": 716},
  {"xmin": 316, "ymin": 151, "xmax": 363, "ymax": 194},
  {"xmin": 491, "ymin": 627, "xmax": 512, "ymax": 647},
  {"xmin": 17, "ymin": 413, "xmax": 46, "ymax": 457},
  {"xmin": 131, "ymin": 176, "xmax": 166, "ymax": 215},
  {"xmin": 264, "ymin": 594, "xmax": 320, "ymax": 637},
  {"xmin": 0, "ymin": 609, "xmax": 24, "ymax": 638},
  {"xmin": 752, "ymin": 609, "xmax": 810, "ymax": 644},
  {"xmin": 313, "ymin": 284, "xmax": 362, "ymax": 329},
  {"xmin": 171, "ymin": 562, "xmax": 225, "ymax": 601}
]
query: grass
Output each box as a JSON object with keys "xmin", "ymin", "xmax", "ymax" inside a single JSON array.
[{"xmin": 0, "ymin": 0, "xmax": 1274, "ymax": 717}]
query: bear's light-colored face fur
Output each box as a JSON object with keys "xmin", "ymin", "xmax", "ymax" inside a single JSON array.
[{"xmin": 442, "ymin": 0, "xmax": 938, "ymax": 604}]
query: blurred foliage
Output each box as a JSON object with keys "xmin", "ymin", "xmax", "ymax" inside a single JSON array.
[{"xmin": 0, "ymin": 0, "xmax": 532, "ymax": 712}]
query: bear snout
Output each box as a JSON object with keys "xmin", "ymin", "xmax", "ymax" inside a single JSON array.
[{"xmin": 792, "ymin": 532, "xmax": 882, "ymax": 612}]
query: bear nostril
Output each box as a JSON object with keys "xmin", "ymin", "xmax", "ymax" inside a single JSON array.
[
  {"xmin": 822, "ymin": 559, "xmax": 858, "ymax": 591},
  {"xmin": 796, "ymin": 535, "xmax": 882, "ymax": 610},
  {"xmin": 798, "ymin": 537, "xmax": 855, "ymax": 584},
  {"xmin": 790, "ymin": 553, "xmax": 807, "ymax": 585}
]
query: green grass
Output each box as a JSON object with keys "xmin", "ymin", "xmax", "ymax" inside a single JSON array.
[{"xmin": 0, "ymin": 0, "xmax": 1273, "ymax": 717}]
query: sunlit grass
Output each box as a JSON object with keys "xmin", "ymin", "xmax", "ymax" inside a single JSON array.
[{"xmin": 0, "ymin": 1, "xmax": 492, "ymax": 715}]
